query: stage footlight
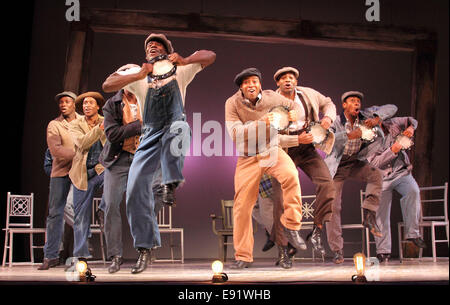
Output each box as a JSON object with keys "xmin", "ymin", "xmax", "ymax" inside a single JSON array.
[
  {"xmin": 76, "ymin": 259, "xmax": 96, "ymax": 282},
  {"xmin": 351, "ymin": 252, "xmax": 367, "ymax": 283},
  {"xmin": 211, "ymin": 260, "xmax": 228, "ymax": 283}
]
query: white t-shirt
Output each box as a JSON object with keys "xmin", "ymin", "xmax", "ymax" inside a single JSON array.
[{"xmin": 118, "ymin": 63, "xmax": 203, "ymax": 115}]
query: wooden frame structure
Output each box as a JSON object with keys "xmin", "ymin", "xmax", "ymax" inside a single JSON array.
[{"xmin": 63, "ymin": 7, "xmax": 438, "ymax": 188}]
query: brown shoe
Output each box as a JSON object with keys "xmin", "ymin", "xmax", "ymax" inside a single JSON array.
[
  {"xmin": 333, "ymin": 250, "xmax": 344, "ymax": 264},
  {"xmin": 37, "ymin": 258, "xmax": 60, "ymax": 270}
]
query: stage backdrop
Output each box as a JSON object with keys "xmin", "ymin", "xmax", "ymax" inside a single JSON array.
[{"xmin": 3, "ymin": 0, "xmax": 447, "ymax": 261}]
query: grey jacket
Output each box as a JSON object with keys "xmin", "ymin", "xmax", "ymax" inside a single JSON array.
[
  {"xmin": 324, "ymin": 104, "xmax": 398, "ymax": 178},
  {"xmin": 366, "ymin": 116, "xmax": 418, "ymax": 180}
]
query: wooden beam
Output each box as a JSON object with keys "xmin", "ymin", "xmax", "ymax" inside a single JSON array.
[{"xmin": 81, "ymin": 8, "xmax": 435, "ymax": 52}]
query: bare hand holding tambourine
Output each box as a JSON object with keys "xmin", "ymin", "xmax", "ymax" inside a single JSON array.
[
  {"xmin": 147, "ymin": 54, "xmax": 178, "ymax": 81},
  {"xmin": 394, "ymin": 126, "xmax": 415, "ymax": 151}
]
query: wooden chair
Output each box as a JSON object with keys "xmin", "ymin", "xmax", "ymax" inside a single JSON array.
[
  {"xmin": 210, "ymin": 200, "xmax": 234, "ymax": 262},
  {"xmin": 2, "ymin": 192, "xmax": 46, "ymax": 267},
  {"xmin": 154, "ymin": 205, "xmax": 184, "ymax": 263},
  {"xmin": 90, "ymin": 197, "xmax": 106, "ymax": 264}
]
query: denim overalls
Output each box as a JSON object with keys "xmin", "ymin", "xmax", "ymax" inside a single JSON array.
[{"xmin": 126, "ymin": 79, "xmax": 191, "ymax": 249}]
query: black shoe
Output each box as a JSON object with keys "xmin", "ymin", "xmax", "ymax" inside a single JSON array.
[
  {"xmin": 229, "ymin": 260, "xmax": 252, "ymax": 269},
  {"xmin": 283, "ymin": 227, "xmax": 307, "ymax": 250},
  {"xmin": 363, "ymin": 209, "xmax": 382, "ymax": 238},
  {"xmin": 161, "ymin": 183, "xmax": 177, "ymax": 207},
  {"xmin": 333, "ymin": 250, "xmax": 344, "ymax": 264},
  {"xmin": 275, "ymin": 245, "xmax": 293, "ymax": 269},
  {"xmin": 37, "ymin": 258, "xmax": 60, "ymax": 270},
  {"xmin": 287, "ymin": 243, "xmax": 297, "ymax": 258},
  {"xmin": 262, "ymin": 230, "xmax": 275, "ymax": 252},
  {"xmin": 306, "ymin": 225, "xmax": 326, "ymax": 256},
  {"xmin": 407, "ymin": 237, "xmax": 427, "ymax": 248},
  {"xmin": 131, "ymin": 248, "xmax": 151, "ymax": 274},
  {"xmin": 108, "ymin": 256, "xmax": 123, "ymax": 274},
  {"xmin": 376, "ymin": 253, "xmax": 391, "ymax": 263},
  {"xmin": 95, "ymin": 209, "xmax": 105, "ymax": 231}
]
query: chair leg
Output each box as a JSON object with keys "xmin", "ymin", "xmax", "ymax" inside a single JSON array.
[
  {"xmin": 223, "ymin": 236, "xmax": 228, "ymax": 263},
  {"xmin": 169, "ymin": 232, "xmax": 174, "ymax": 262},
  {"xmin": 99, "ymin": 230, "xmax": 106, "ymax": 265},
  {"xmin": 29, "ymin": 233, "xmax": 34, "ymax": 264},
  {"xmin": 431, "ymin": 224, "xmax": 436, "ymax": 263},
  {"xmin": 2, "ymin": 230, "xmax": 9, "ymax": 267},
  {"xmin": 218, "ymin": 235, "xmax": 224, "ymax": 262},
  {"xmin": 9, "ymin": 232, "xmax": 13, "ymax": 267},
  {"xmin": 180, "ymin": 230, "xmax": 184, "ymax": 263},
  {"xmin": 398, "ymin": 224, "xmax": 403, "ymax": 263}
]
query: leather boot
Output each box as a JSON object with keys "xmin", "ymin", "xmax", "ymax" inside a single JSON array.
[
  {"xmin": 161, "ymin": 183, "xmax": 177, "ymax": 207},
  {"xmin": 283, "ymin": 227, "xmax": 307, "ymax": 250},
  {"xmin": 131, "ymin": 248, "xmax": 150, "ymax": 274},
  {"xmin": 37, "ymin": 258, "xmax": 60, "ymax": 270},
  {"xmin": 108, "ymin": 256, "xmax": 123, "ymax": 274},
  {"xmin": 262, "ymin": 230, "xmax": 275, "ymax": 252},
  {"xmin": 362, "ymin": 208, "xmax": 382, "ymax": 238},
  {"xmin": 306, "ymin": 225, "xmax": 326, "ymax": 256},
  {"xmin": 275, "ymin": 245, "xmax": 293, "ymax": 269}
]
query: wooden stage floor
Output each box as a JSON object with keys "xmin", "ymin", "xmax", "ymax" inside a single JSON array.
[{"xmin": 0, "ymin": 258, "xmax": 448, "ymax": 284}]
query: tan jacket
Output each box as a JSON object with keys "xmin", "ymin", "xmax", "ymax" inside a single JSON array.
[
  {"xmin": 46, "ymin": 113, "xmax": 82, "ymax": 177},
  {"xmin": 69, "ymin": 115, "xmax": 106, "ymax": 191}
]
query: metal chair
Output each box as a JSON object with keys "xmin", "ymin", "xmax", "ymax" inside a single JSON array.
[
  {"xmin": 210, "ymin": 200, "xmax": 234, "ymax": 262},
  {"xmin": 91, "ymin": 197, "xmax": 106, "ymax": 264},
  {"xmin": 398, "ymin": 182, "xmax": 449, "ymax": 262},
  {"xmin": 293, "ymin": 195, "xmax": 323, "ymax": 261},
  {"xmin": 154, "ymin": 205, "xmax": 184, "ymax": 263},
  {"xmin": 2, "ymin": 192, "xmax": 46, "ymax": 267},
  {"xmin": 341, "ymin": 190, "xmax": 370, "ymax": 258}
]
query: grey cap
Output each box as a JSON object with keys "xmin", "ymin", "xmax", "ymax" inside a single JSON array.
[
  {"xmin": 54, "ymin": 91, "xmax": 77, "ymax": 103},
  {"xmin": 144, "ymin": 33, "xmax": 174, "ymax": 54},
  {"xmin": 234, "ymin": 67, "xmax": 262, "ymax": 87},
  {"xmin": 273, "ymin": 66, "xmax": 299, "ymax": 82},
  {"xmin": 341, "ymin": 91, "xmax": 364, "ymax": 103}
]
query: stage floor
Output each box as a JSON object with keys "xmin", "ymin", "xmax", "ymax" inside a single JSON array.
[{"xmin": 0, "ymin": 258, "xmax": 448, "ymax": 284}]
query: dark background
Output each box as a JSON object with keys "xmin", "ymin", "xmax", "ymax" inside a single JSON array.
[{"xmin": 2, "ymin": 0, "xmax": 448, "ymax": 262}]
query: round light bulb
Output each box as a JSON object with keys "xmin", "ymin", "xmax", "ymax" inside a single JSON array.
[
  {"xmin": 211, "ymin": 260, "xmax": 223, "ymax": 274},
  {"xmin": 76, "ymin": 260, "xmax": 88, "ymax": 274}
]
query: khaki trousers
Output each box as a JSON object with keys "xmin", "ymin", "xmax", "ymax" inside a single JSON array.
[{"xmin": 233, "ymin": 147, "xmax": 302, "ymax": 262}]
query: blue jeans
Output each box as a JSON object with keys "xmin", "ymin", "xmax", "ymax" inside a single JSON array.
[
  {"xmin": 43, "ymin": 175, "xmax": 72, "ymax": 259},
  {"xmin": 126, "ymin": 79, "xmax": 190, "ymax": 250},
  {"xmin": 103, "ymin": 152, "xmax": 163, "ymax": 258},
  {"xmin": 374, "ymin": 173, "xmax": 422, "ymax": 254},
  {"xmin": 72, "ymin": 173, "xmax": 104, "ymax": 258}
]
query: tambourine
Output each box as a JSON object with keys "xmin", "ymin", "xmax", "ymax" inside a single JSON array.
[
  {"xmin": 148, "ymin": 54, "xmax": 177, "ymax": 81},
  {"xmin": 359, "ymin": 124, "xmax": 378, "ymax": 142},
  {"xmin": 269, "ymin": 106, "xmax": 292, "ymax": 132},
  {"xmin": 307, "ymin": 121, "xmax": 330, "ymax": 145},
  {"xmin": 395, "ymin": 134, "xmax": 414, "ymax": 150}
]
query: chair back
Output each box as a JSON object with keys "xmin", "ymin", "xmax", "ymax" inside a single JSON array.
[
  {"xmin": 221, "ymin": 200, "xmax": 234, "ymax": 230},
  {"xmin": 158, "ymin": 205, "xmax": 173, "ymax": 229},
  {"xmin": 5, "ymin": 192, "xmax": 34, "ymax": 229},
  {"xmin": 91, "ymin": 197, "xmax": 102, "ymax": 228},
  {"xmin": 300, "ymin": 195, "xmax": 316, "ymax": 226},
  {"xmin": 419, "ymin": 182, "xmax": 448, "ymax": 222}
]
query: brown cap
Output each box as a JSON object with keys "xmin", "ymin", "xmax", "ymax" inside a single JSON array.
[
  {"xmin": 144, "ymin": 33, "xmax": 174, "ymax": 54},
  {"xmin": 75, "ymin": 91, "xmax": 105, "ymax": 115},
  {"xmin": 234, "ymin": 67, "xmax": 262, "ymax": 87},
  {"xmin": 341, "ymin": 91, "xmax": 364, "ymax": 103},
  {"xmin": 54, "ymin": 91, "xmax": 77, "ymax": 103},
  {"xmin": 273, "ymin": 67, "xmax": 299, "ymax": 82}
]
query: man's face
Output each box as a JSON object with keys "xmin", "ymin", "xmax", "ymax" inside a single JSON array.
[
  {"xmin": 240, "ymin": 76, "xmax": 261, "ymax": 102},
  {"xmin": 145, "ymin": 40, "xmax": 167, "ymax": 60},
  {"xmin": 82, "ymin": 97, "xmax": 99, "ymax": 118},
  {"xmin": 59, "ymin": 96, "xmax": 75, "ymax": 116},
  {"xmin": 276, "ymin": 72, "xmax": 298, "ymax": 95},
  {"xmin": 343, "ymin": 96, "xmax": 361, "ymax": 117}
]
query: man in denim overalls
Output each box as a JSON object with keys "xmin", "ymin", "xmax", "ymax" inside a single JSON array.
[{"xmin": 103, "ymin": 33, "xmax": 216, "ymax": 273}]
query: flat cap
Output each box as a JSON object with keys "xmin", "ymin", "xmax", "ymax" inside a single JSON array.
[
  {"xmin": 54, "ymin": 91, "xmax": 77, "ymax": 103},
  {"xmin": 273, "ymin": 67, "xmax": 299, "ymax": 82},
  {"xmin": 341, "ymin": 91, "xmax": 364, "ymax": 103},
  {"xmin": 144, "ymin": 33, "xmax": 174, "ymax": 54},
  {"xmin": 234, "ymin": 67, "xmax": 262, "ymax": 87}
]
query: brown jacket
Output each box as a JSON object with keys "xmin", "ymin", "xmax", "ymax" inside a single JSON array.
[
  {"xmin": 69, "ymin": 115, "xmax": 107, "ymax": 191},
  {"xmin": 46, "ymin": 113, "xmax": 82, "ymax": 177},
  {"xmin": 225, "ymin": 89, "xmax": 301, "ymax": 156}
]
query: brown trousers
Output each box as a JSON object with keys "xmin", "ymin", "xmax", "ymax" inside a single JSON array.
[
  {"xmin": 325, "ymin": 155, "xmax": 382, "ymax": 252},
  {"xmin": 271, "ymin": 144, "xmax": 335, "ymax": 246},
  {"xmin": 233, "ymin": 147, "xmax": 303, "ymax": 262}
]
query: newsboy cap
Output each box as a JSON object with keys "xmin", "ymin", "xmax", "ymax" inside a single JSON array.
[
  {"xmin": 273, "ymin": 67, "xmax": 299, "ymax": 82},
  {"xmin": 341, "ymin": 91, "xmax": 364, "ymax": 103},
  {"xmin": 234, "ymin": 67, "xmax": 262, "ymax": 87},
  {"xmin": 54, "ymin": 91, "xmax": 77, "ymax": 103},
  {"xmin": 75, "ymin": 91, "xmax": 105, "ymax": 115},
  {"xmin": 144, "ymin": 33, "xmax": 174, "ymax": 54}
]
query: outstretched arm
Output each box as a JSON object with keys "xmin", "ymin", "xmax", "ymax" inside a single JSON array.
[
  {"xmin": 169, "ymin": 50, "xmax": 216, "ymax": 68},
  {"xmin": 102, "ymin": 63, "xmax": 153, "ymax": 93}
]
